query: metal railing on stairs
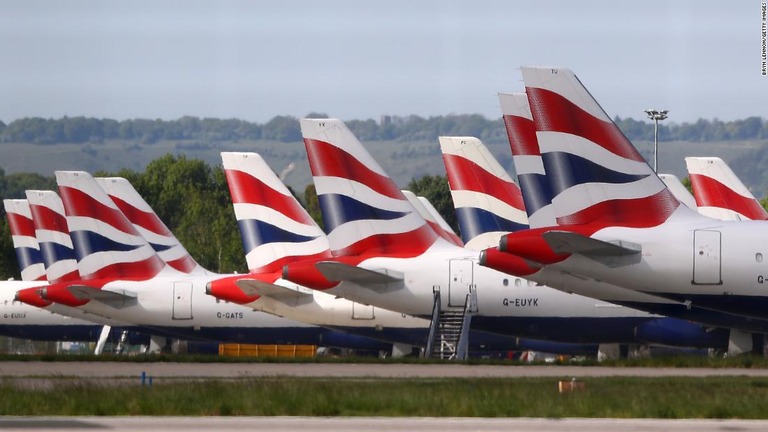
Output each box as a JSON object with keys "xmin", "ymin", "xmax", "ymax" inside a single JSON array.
[
  {"xmin": 425, "ymin": 285, "xmax": 477, "ymax": 361},
  {"xmin": 423, "ymin": 287, "xmax": 441, "ymax": 358}
]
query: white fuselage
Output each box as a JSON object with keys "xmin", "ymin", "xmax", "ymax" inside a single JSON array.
[
  {"xmin": 244, "ymin": 279, "xmax": 429, "ymax": 331},
  {"xmin": 0, "ymin": 280, "xmax": 119, "ymax": 340},
  {"xmin": 541, "ymin": 206, "xmax": 768, "ymax": 320},
  {"xmin": 320, "ymin": 240, "xmax": 657, "ymax": 321},
  {"xmin": 45, "ymin": 272, "xmax": 331, "ymax": 344}
]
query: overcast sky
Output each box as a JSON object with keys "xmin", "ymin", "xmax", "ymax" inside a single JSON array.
[{"xmin": 0, "ymin": 0, "xmax": 763, "ymax": 124}]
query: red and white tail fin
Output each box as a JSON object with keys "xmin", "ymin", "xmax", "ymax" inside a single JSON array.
[
  {"xmin": 25, "ymin": 190, "xmax": 80, "ymax": 283},
  {"xmin": 95, "ymin": 177, "xmax": 205, "ymax": 275},
  {"xmin": 499, "ymin": 92, "xmax": 557, "ymax": 228},
  {"xmin": 521, "ymin": 67, "xmax": 680, "ymax": 228},
  {"xmin": 657, "ymin": 174, "xmax": 698, "ymax": 211},
  {"xmin": 401, "ymin": 190, "xmax": 463, "ymax": 247},
  {"xmin": 417, "ymin": 196, "xmax": 464, "ymax": 247},
  {"xmin": 56, "ymin": 171, "xmax": 166, "ymax": 281},
  {"xmin": 685, "ymin": 157, "xmax": 768, "ymax": 221},
  {"xmin": 221, "ymin": 152, "xmax": 332, "ymax": 273},
  {"xmin": 439, "ymin": 135, "xmax": 529, "ymax": 250},
  {"xmin": 3, "ymin": 199, "xmax": 46, "ymax": 281},
  {"xmin": 300, "ymin": 118, "xmax": 439, "ymax": 257}
]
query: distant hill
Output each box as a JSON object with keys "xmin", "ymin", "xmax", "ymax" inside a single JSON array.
[{"xmin": 1, "ymin": 114, "xmax": 768, "ymax": 198}]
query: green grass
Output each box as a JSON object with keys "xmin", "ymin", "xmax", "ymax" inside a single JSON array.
[{"xmin": 2, "ymin": 376, "xmax": 768, "ymax": 418}]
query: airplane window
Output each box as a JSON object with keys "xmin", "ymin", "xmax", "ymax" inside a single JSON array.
[
  {"xmin": 757, "ymin": 253, "xmax": 763, "ymax": 263},
  {"xmin": 514, "ymin": 279, "xmax": 522, "ymax": 287},
  {"xmin": 528, "ymin": 280, "xmax": 535, "ymax": 287},
  {"xmin": 503, "ymin": 279, "xmax": 509, "ymax": 287}
]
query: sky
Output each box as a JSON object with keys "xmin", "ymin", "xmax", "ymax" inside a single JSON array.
[{"xmin": 0, "ymin": 0, "xmax": 764, "ymax": 124}]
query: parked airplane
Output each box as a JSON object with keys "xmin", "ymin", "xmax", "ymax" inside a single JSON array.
[
  {"xmin": 1, "ymin": 196, "xmax": 144, "ymax": 348},
  {"xmin": 16, "ymin": 172, "xmax": 391, "ymax": 350},
  {"xmin": 686, "ymin": 157, "xmax": 768, "ymax": 221},
  {"xmin": 496, "ymin": 66, "xmax": 768, "ymax": 322},
  {"xmin": 439, "ymin": 134, "xmax": 753, "ymax": 352},
  {"xmin": 207, "ymin": 152, "xmax": 432, "ymax": 353},
  {"xmin": 281, "ymin": 117, "xmax": 673, "ymax": 356},
  {"xmin": 491, "ymin": 90, "xmax": 768, "ymax": 346},
  {"xmin": 206, "ymin": 152, "xmax": 581, "ymax": 356}
]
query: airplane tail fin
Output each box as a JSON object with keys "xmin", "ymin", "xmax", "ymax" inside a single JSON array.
[
  {"xmin": 95, "ymin": 177, "xmax": 205, "ymax": 274},
  {"xmin": 401, "ymin": 190, "xmax": 463, "ymax": 247},
  {"xmin": 439, "ymin": 136, "xmax": 528, "ymax": 250},
  {"xmin": 685, "ymin": 157, "xmax": 768, "ymax": 221},
  {"xmin": 3, "ymin": 199, "xmax": 46, "ymax": 281},
  {"xmin": 499, "ymin": 92, "xmax": 557, "ymax": 228},
  {"xmin": 300, "ymin": 118, "xmax": 438, "ymax": 257},
  {"xmin": 521, "ymin": 67, "xmax": 680, "ymax": 228},
  {"xmin": 55, "ymin": 171, "xmax": 166, "ymax": 281},
  {"xmin": 25, "ymin": 190, "xmax": 80, "ymax": 283},
  {"xmin": 221, "ymin": 152, "xmax": 332, "ymax": 273},
  {"xmin": 657, "ymin": 174, "xmax": 698, "ymax": 211},
  {"xmin": 417, "ymin": 196, "xmax": 464, "ymax": 247}
]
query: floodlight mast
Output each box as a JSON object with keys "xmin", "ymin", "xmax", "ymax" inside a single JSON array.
[{"xmin": 644, "ymin": 109, "xmax": 669, "ymax": 172}]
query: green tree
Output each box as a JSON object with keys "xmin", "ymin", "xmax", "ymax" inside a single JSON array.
[{"xmin": 304, "ymin": 184, "xmax": 324, "ymax": 231}]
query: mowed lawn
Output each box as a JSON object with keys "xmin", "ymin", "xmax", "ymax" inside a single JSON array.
[{"xmin": 2, "ymin": 376, "xmax": 768, "ymax": 418}]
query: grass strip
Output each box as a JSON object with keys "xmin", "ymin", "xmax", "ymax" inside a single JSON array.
[{"xmin": 2, "ymin": 376, "xmax": 768, "ymax": 418}]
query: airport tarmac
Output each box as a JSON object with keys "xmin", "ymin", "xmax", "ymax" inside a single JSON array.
[
  {"xmin": 2, "ymin": 361, "xmax": 768, "ymax": 379},
  {"xmin": 2, "ymin": 416, "xmax": 768, "ymax": 432}
]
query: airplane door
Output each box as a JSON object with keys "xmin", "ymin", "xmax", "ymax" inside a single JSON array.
[
  {"xmin": 352, "ymin": 302, "xmax": 375, "ymax": 320},
  {"xmin": 448, "ymin": 259, "xmax": 474, "ymax": 307},
  {"xmin": 692, "ymin": 230, "xmax": 722, "ymax": 285},
  {"xmin": 172, "ymin": 282, "xmax": 193, "ymax": 320}
]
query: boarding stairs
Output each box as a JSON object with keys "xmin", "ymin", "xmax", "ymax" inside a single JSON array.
[{"xmin": 424, "ymin": 287, "xmax": 476, "ymax": 360}]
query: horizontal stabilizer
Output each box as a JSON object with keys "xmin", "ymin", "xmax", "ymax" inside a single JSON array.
[
  {"xmin": 67, "ymin": 285, "xmax": 137, "ymax": 307},
  {"xmin": 235, "ymin": 278, "xmax": 312, "ymax": 305},
  {"xmin": 315, "ymin": 261, "xmax": 404, "ymax": 285},
  {"xmin": 542, "ymin": 231, "xmax": 641, "ymax": 257}
]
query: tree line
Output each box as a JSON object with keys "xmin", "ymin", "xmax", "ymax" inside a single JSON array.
[
  {"xmin": 0, "ymin": 157, "xmax": 455, "ymax": 280},
  {"xmin": 1, "ymin": 114, "xmax": 766, "ymax": 145}
]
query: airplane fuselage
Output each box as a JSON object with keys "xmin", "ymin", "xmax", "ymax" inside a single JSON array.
[
  {"xmin": 543, "ymin": 207, "xmax": 768, "ymax": 322},
  {"xmin": 313, "ymin": 241, "xmax": 663, "ymax": 344}
]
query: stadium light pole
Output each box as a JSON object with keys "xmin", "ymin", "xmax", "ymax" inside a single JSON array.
[{"xmin": 644, "ymin": 109, "xmax": 669, "ymax": 172}]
